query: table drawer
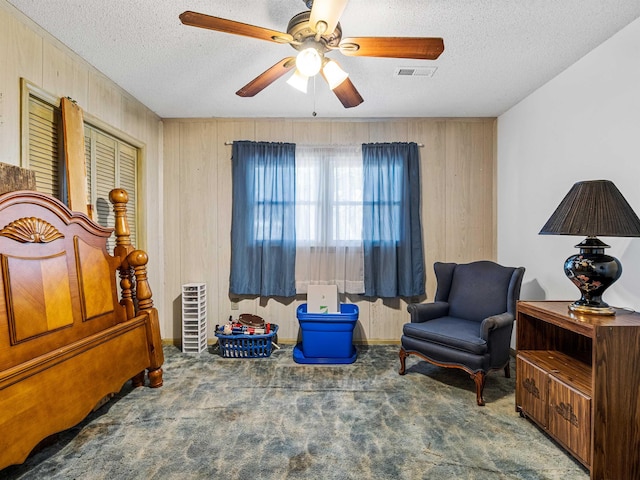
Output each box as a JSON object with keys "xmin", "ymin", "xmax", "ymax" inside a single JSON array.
[
  {"xmin": 517, "ymin": 355, "xmax": 548, "ymax": 427},
  {"xmin": 548, "ymin": 375, "xmax": 591, "ymax": 466}
]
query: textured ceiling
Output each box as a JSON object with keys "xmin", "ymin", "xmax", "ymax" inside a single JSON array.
[{"xmin": 7, "ymin": 0, "xmax": 640, "ymax": 119}]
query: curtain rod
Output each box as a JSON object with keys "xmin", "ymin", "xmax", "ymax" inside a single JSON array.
[{"xmin": 223, "ymin": 141, "xmax": 424, "ymax": 147}]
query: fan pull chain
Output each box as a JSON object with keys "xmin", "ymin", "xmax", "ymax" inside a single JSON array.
[{"xmin": 312, "ymin": 75, "xmax": 317, "ymax": 117}]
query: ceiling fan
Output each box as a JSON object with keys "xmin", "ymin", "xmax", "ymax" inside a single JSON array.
[{"xmin": 179, "ymin": 0, "xmax": 444, "ymax": 108}]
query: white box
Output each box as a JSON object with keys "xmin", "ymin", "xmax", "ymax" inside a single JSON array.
[{"xmin": 307, "ymin": 285, "xmax": 339, "ymax": 314}]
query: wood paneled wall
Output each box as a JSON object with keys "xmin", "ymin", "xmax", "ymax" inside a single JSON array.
[
  {"xmin": 163, "ymin": 118, "xmax": 496, "ymax": 343},
  {"xmin": 0, "ymin": 2, "xmax": 495, "ymax": 344},
  {"xmin": 0, "ymin": 2, "xmax": 164, "ymax": 327}
]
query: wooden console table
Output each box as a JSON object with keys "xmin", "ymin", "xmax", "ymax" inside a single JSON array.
[{"xmin": 516, "ymin": 301, "xmax": 640, "ymax": 479}]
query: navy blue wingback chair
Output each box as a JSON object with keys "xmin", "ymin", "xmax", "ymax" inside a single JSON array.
[{"xmin": 399, "ymin": 261, "xmax": 525, "ymax": 406}]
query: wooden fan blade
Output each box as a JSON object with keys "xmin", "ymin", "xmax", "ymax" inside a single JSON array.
[
  {"xmin": 329, "ymin": 77, "xmax": 364, "ymax": 108},
  {"xmin": 309, "ymin": 0, "xmax": 349, "ymax": 35},
  {"xmin": 179, "ymin": 11, "xmax": 293, "ymax": 44},
  {"xmin": 236, "ymin": 57, "xmax": 296, "ymax": 97},
  {"xmin": 340, "ymin": 37, "xmax": 444, "ymax": 60}
]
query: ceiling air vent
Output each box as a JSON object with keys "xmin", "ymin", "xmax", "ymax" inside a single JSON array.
[{"xmin": 394, "ymin": 66, "xmax": 438, "ymax": 78}]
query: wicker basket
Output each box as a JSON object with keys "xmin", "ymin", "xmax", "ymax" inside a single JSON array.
[{"xmin": 215, "ymin": 324, "xmax": 278, "ymax": 358}]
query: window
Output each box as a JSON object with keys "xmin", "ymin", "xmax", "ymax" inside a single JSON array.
[
  {"xmin": 363, "ymin": 155, "xmax": 404, "ymax": 244},
  {"xmin": 230, "ymin": 141, "xmax": 425, "ymax": 298},
  {"xmin": 294, "ymin": 145, "xmax": 364, "ymax": 294},
  {"xmin": 22, "ymin": 80, "xmax": 140, "ymax": 249},
  {"xmin": 253, "ymin": 160, "xmax": 294, "ymax": 243},
  {"xmin": 295, "ymin": 145, "xmax": 363, "ymax": 246}
]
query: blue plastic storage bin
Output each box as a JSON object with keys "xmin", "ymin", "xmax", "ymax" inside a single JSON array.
[{"xmin": 294, "ymin": 303, "xmax": 359, "ymax": 364}]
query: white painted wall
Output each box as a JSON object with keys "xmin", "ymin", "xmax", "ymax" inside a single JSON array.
[{"xmin": 498, "ymin": 18, "xmax": 640, "ymax": 322}]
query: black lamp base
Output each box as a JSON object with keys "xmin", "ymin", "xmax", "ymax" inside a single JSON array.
[{"xmin": 564, "ymin": 237, "xmax": 621, "ymax": 316}]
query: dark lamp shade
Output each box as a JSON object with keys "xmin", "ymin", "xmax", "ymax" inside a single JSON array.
[{"xmin": 539, "ymin": 180, "xmax": 640, "ymax": 237}]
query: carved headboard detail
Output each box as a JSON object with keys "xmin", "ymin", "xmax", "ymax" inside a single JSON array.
[{"xmin": 0, "ymin": 217, "xmax": 64, "ymax": 243}]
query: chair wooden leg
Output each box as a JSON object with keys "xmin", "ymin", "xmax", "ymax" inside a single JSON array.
[
  {"xmin": 472, "ymin": 371, "xmax": 486, "ymax": 406},
  {"xmin": 504, "ymin": 363, "xmax": 511, "ymax": 378},
  {"xmin": 399, "ymin": 348, "xmax": 408, "ymax": 375}
]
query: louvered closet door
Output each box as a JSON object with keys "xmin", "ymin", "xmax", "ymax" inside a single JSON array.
[
  {"xmin": 88, "ymin": 129, "xmax": 116, "ymax": 251},
  {"xmin": 85, "ymin": 126, "xmax": 138, "ymax": 252},
  {"xmin": 27, "ymin": 96, "xmax": 62, "ymax": 198},
  {"xmin": 84, "ymin": 129, "xmax": 92, "ymax": 205},
  {"xmin": 25, "ymin": 85, "xmax": 139, "ymax": 253},
  {"xmin": 118, "ymin": 142, "xmax": 137, "ymax": 249}
]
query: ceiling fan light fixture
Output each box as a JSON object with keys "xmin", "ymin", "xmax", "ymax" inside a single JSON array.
[
  {"xmin": 296, "ymin": 47, "xmax": 323, "ymax": 77},
  {"xmin": 286, "ymin": 69, "xmax": 309, "ymax": 93},
  {"xmin": 308, "ymin": 0, "xmax": 349, "ymax": 36},
  {"xmin": 178, "ymin": 5, "xmax": 445, "ymax": 109},
  {"xmin": 322, "ymin": 59, "xmax": 349, "ymax": 90},
  {"xmin": 313, "ymin": 20, "xmax": 328, "ymax": 42}
]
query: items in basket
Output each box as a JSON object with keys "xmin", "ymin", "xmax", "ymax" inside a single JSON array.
[
  {"xmin": 216, "ymin": 321, "xmax": 274, "ymax": 335},
  {"xmin": 238, "ymin": 313, "xmax": 265, "ymax": 328}
]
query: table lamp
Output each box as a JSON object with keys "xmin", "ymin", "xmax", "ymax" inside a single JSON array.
[{"xmin": 539, "ymin": 180, "xmax": 640, "ymax": 315}]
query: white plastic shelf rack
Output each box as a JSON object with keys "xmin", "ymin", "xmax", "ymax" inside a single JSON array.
[{"xmin": 181, "ymin": 283, "xmax": 207, "ymax": 353}]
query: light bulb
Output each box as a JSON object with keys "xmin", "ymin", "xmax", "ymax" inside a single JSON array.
[
  {"xmin": 286, "ymin": 69, "xmax": 309, "ymax": 93},
  {"xmin": 296, "ymin": 48, "xmax": 322, "ymax": 77},
  {"xmin": 322, "ymin": 60, "xmax": 349, "ymax": 90}
]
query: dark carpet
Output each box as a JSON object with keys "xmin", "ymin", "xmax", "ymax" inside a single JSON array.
[{"xmin": 2, "ymin": 345, "xmax": 589, "ymax": 479}]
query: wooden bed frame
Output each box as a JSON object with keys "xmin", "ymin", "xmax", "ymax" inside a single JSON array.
[{"xmin": 0, "ymin": 188, "xmax": 163, "ymax": 470}]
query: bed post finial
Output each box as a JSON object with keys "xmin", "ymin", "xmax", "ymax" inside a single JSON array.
[
  {"xmin": 110, "ymin": 188, "xmax": 135, "ymax": 318},
  {"xmin": 128, "ymin": 249, "xmax": 164, "ymax": 388},
  {"xmin": 128, "ymin": 250, "xmax": 153, "ymax": 311},
  {"xmin": 109, "ymin": 188, "xmax": 132, "ymax": 250}
]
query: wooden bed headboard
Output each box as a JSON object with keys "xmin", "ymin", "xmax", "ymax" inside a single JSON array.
[{"xmin": 0, "ymin": 189, "xmax": 163, "ymax": 470}]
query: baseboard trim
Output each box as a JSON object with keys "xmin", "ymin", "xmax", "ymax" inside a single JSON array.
[{"xmin": 162, "ymin": 338, "xmax": 402, "ymax": 347}]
